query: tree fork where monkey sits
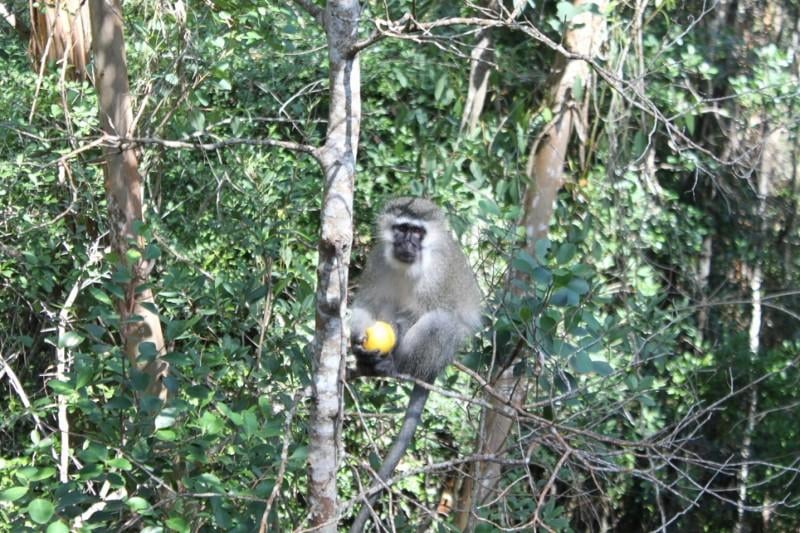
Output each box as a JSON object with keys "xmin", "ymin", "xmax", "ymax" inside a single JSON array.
[{"xmin": 89, "ymin": 0, "xmax": 168, "ymax": 399}]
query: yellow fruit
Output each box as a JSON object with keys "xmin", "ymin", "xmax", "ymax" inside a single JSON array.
[{"xmin": 362, "ymin": 321, "xmax": 396, "ymax": 354}]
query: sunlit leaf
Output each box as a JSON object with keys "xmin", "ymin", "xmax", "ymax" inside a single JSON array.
[{"xmin": 27, "ymin": 498, "xmax": 55, "ymax": 524}]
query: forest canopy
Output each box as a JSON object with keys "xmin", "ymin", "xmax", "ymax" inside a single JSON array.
[{"xmin": 0, "ymin": 0, "xmax": 798, "ymax": 531}]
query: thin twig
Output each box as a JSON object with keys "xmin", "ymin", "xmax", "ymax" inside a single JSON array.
[{"xmin": 258, "ymin": 387, "xmax": 310, "ymax": 533}]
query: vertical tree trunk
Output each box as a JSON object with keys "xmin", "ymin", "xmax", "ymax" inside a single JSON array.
[
  {"xmin": 460, "ymin": 0, "xmax": 498, "ymax": 135},
  {"xmin": 306, "ymin": 1, "xmax": 362, "ymax": 530},
  {"xmin": 733, "ymin": 197, "xmax": 764, "ymax": 533},
  {"xmin": 30, "ymin": 0, "xmax": 91, "ymax": 80},
  {"xmin": 89, "ymin": 0, "xmax": 167, "ymax": 399},
  {"xmin": 456, "ymin": 1, "xmax": 607, "ymax": 527},
  {"xmin": 734, "ymin": 121, "xmax": 781, "ymax": 533},
  {"xmin": 696, "ymin": 232, "xmax": 713, "ymax": 339}
]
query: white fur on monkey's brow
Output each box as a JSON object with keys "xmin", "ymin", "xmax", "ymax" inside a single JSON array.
[{"xmin": 390, "ymin": 216, "xmax": 425, "ymax": 228}]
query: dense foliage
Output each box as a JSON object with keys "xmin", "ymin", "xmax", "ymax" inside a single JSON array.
[{"xmin": 1, "ymin": 0, "xmax": 798, "ymax": 531}]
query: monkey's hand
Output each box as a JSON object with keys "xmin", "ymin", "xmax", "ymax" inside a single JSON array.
[{"xmin": 350, "ymin": 340, "xmax": 397, "ymax": 378}]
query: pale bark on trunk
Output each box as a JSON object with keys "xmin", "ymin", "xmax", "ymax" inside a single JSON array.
[
  {"xmin": 460, "ymin": 0, "xmax": 498, "ymax": 135},
  {"xmin": 89, "ymin": 0, "xmax": 167, "ymax": 399},
  {"xmin": 30, "ymin": 0, "xmax": 91, "ymax": 81},
  {"xmin": 696, "ymin": 226, "xmax": 713, "ymax": 340},
  {"xmin": 306, "ymin": 1, "xmax": 361, "ymax": 530},
  {"xmin": 456, "ymin": 1, "xmax": 607, "ymax": 527},
  {"xmin": 1, "ymin": 1, "xmax": 29, "ymax": 39},
  {"xmin": 734, "ymin": 120, "xmax": 783, "ymax": 533}
]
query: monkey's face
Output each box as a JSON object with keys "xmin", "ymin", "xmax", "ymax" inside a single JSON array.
[
  {"xmin": 377, "ymin": 197, "xmax": 446, "ymax": 275},
  {"xmin": 391, "ymin": 222, "xmax": 426, "ymax": 264}
]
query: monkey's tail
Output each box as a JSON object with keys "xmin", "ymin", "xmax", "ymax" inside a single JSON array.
[{"xmin": 349, "ymin": 383, "xmax": 430, "ymax": 533}]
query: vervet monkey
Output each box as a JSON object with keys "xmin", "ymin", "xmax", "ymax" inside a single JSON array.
[{"xmin": 348, "ymin": 197, "xmax": 482, "ymax": 531}]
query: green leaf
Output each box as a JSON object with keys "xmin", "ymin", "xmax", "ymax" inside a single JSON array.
[
  {"xmin": 231, "ymin": 117, "xmax": 243, "ymax": 136},
  {"xmin": 155, "ymin": 429, "xmax": 177, "ymax": 441},
  {"xmin": 571, "ymin": 263, "xmax": 594, "ymax": 278},
  {"xmin": 632, "ymin": 130, "xmax": 646, "ymax": 159},
  {"xmin": 592, "ymin": 360, "xmax": 614, "ymax": 376},
  {"xmin": 262, "ymin": 419, "xmax": 283, "ymax": 438},
  {"xmin": 58, "ymin": 331, "xmax": 84, "ymax": 349},
  {"xmin": 130, "ymin": 368, "xmax": 150, "ymax": 392},
  {"xmin": 289, "ymin": 445, "xmax": 308, "ymax": 463},
  {"xmin": 519, "ymin": 304, "xmax": 532, "ymax": 323},
  {"xmin": 258, "ymin": 395, "xmax": 271, "ymax": 416},
  {"xmin": 78, "ymin": 442, "xmax": 108, "ymax": 463},
  {"xmin": 478, "ymin": 199, "xmax": 501, "ymax": 216},
  {"xmin": 89, "ymin": 288, "xmax": 113, "ymax": 305},
  {"xmin": 166, "ymin": 516, "xmax": 189, "ymax": 532},
  {"xmin": 567, "ymin": 277, "xmax": 590, "ymax": 295},
  {"xmin": 111, "ymin": 267, "xmax": 132, "ymax": 284},
  {"xmin": 165, "ymin": 315, "xmax": 202, "ymax": 342},
  {"xmin": 15, "ymin": 466, "xmax": 38, "ymax": 480},
  {"xmin": 138, "ymin": 341, "xmax": 158, "ymax": 363},
  {"xmin": 532, "ymin": 266, "xmax": 553, "ymax": 286},
  {"xmin": 510, "ymin": 278, "xmax": 530, "ymax": 293},
  {"xmin": 247, "ymin": 285, "xmax": 268, "ymax": 303},
  {"xmin": 570, "ymin": 352, "xmax": 593, "ymax": 374},
  {"xmin": 218, "ymin": 78, "xmax": 232, "ymax": 91},
  {"xmin": 685, "ymin": 113, "xmax": 696, "ymax": 135},
  {"xmin": 46, "ymin": 521, "xmax": 69, "ymax": 533},
  {"xmin": 242, "ymin": 410, "xmax": 259, "ymax": 437},
  {"xmin": 75, "ymin": 365, "xmax": 94, "ymax": 389},
  {"xmin": 469, "ymin": 160, "xmax": 485, "ymax": 182},
  {"xmin": 0, "ymin": 486, "xmax": 28, "ymax": 502},
  {"xmin": 534, "ymin": 239, "xmax": 551, "ymax": 263},
  {"xmin": 200, "ymin": 411, "xmax": 225, "ymax": 434},
  {"xmin": 394, "ymin": 69, "xmax": 408, "ymax": 88},
  {"xmin": 27, "ymin": 467, "xmax": 56, "ymax": 481},
  {"xmin": 551, "ymin": 288, "xmax": 579, "ymax": 307},
  {"xmin": 106, "ymin": 395, "xmax": 133, "ymax": 410},
  {"xmin": 48, "ymin": 380, "xmax": 74, "ymax": 394},
  {"xmin": 125, "ymin": 248, "xmax": 142, "ymax": 263},
  {"xmin": 435, "ymin": 74, "xmax": 446, "ymax": 102},
  {"xmin": 512, "ymin": 250, "xmax": 537, "ymax": 276},
  {"xmin": 127, "ymin": 496, "xmax": 150, "ymax": 511},
  {"xmin": 190, "ymin": 112, "xmax": 205, "ymax": 132},
  {"xmin": 155, "ymin": 407, "xmax": 179, "ymax": 430},
  {"xmin": 551, "ymin": 340, "xmax": 576, "ymax": 357},
  {"xmin": 143, "ymin": 243, "xmax": 161, "ymax": 261},
  {"xmin": 639, "ymin": 394, "xmax": 656, "ymax": 407},
  {"xmin": 28, "ymin": 498, "xmax": 55, "ymax": 524},
  {"xmin": 538, "ymin": 315, "xmax": 557, "ymax": 334},
  {"xmin": 106, "ymin": 458, "xmax": 133, "ymax": 470},
  {"xmin": 556, "ymin": 0, "xmax": 578, "ymax": 21},
  {"xmin": 555, "ymin": 243, "xmax": 576, "ymax": 265},
  {"xmin": 572, "ymin": 75, "xmax": 584, "ymax": 101},
  {"xmin": 218, "ymin": 403, "xmax": 243, "ymax": 426},
  {"xmin": 188, "ymin": 385, "xmax": 213, "ymax": 403}
]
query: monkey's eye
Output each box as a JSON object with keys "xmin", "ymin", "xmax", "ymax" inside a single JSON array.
[{"xmin": 393, "ymin": 223, "xmax": 426, "ymax": 239}]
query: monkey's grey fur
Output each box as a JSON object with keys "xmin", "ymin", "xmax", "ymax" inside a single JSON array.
[{"xmin": 348, "ymin": 197, "xmax": 481, "ymax": 531}]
